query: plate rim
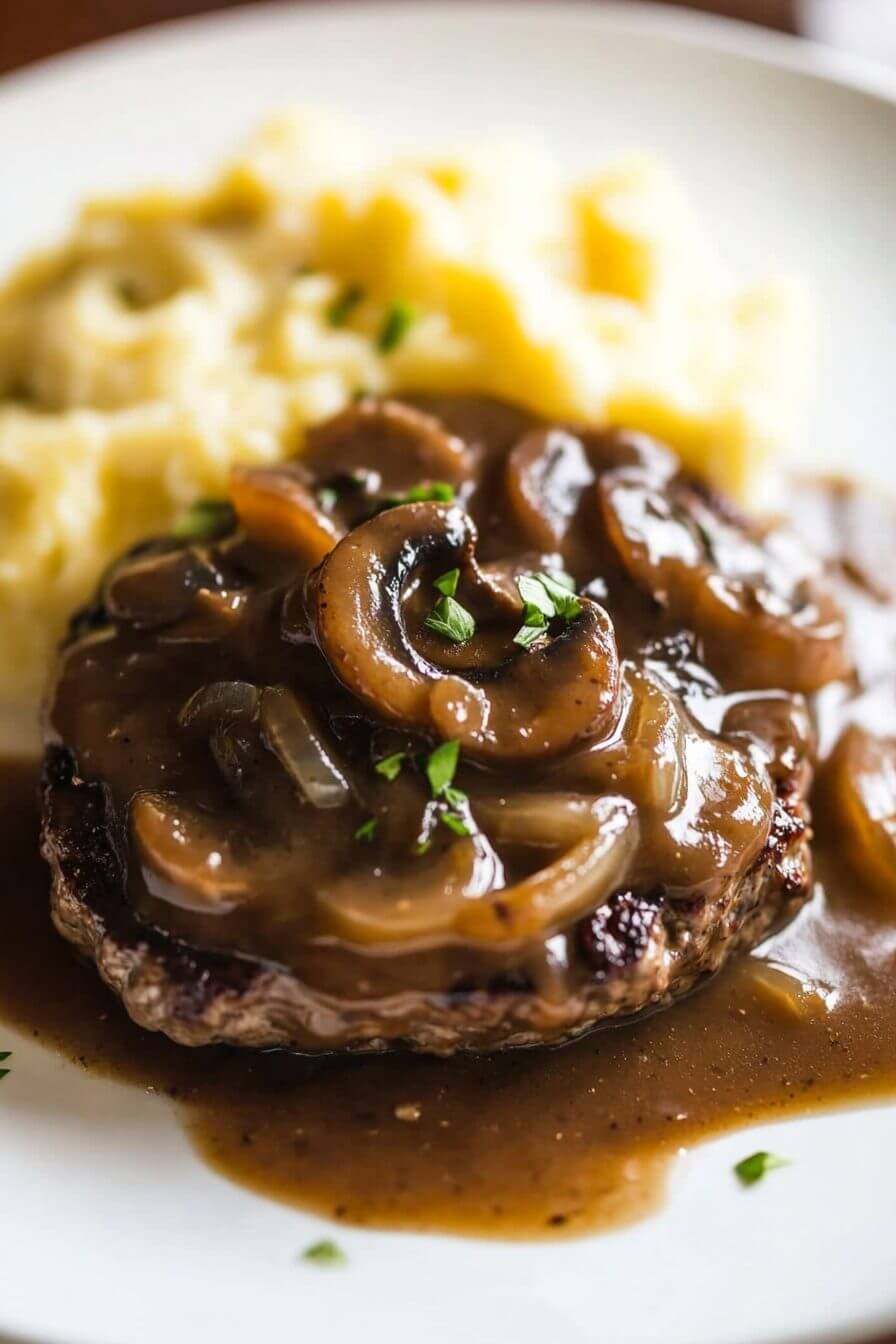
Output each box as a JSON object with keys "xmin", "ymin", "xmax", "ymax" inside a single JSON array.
[
  {"xmin": 2, "ymin": 0, "xmax": 896, "ymax": 112},
  {"xmin": 1, "ymin": 6, "xmax": 896, "ymax": 1344}
]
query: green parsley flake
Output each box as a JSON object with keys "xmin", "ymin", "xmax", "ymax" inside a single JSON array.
[
  {"xmin": 405, "ymin": 481, "xmax": 454, "ymax": 503},
  {"xmin": 317, "ymin": 487, "xmax": 339, "ymax": 511},
  {"xmin": 517, "ymin": 574, "xmax": 556, "ymax": 620},
  {"xmin": 302, "ymin": 1239, "xmax": 347, "ymax": 1267},
  {"xmin": 536, "ymin": 571, "xmax": 582, "ymax": 620},
  {"xmin": 513, "ymin": 623, "xmax": 546, "ymax": 650},
  {"xmin": 426, "ymin": 740, "xmax": 460, "ymax": 797},
  {"xmin": 377, "ymin": 300, "xmax": 416, "ymax": 353},
  {"xmin": 442, "ymin": 785, "xmax": 468, "ymax": 809},
  {"xmin": 734, "ymin": 1151, "xmax": 789, "ymax": 1186},
  {"xmin": 434, "ymin": 567, "xmax": 460, "ymax": 598},
  {"xmin": 513, "ymin": 601, "xmax": 548, "ymax": 648},
  {"xmin": 353, "ymin": 817, "xmax": 378, "ymax": 843},
  {"xmin": 375, "ymin": 752, "xmax": 406, "ymax": 782},
  {"xmin": 327, "ymin": 283, "xmax": 365, "ymax": 327},
  {"xmin": 372, "ymin": 481, "xmax": 455, "ymax": 516},
  {"xmin": 172, "ymin": 499, "xmax": 236, "ymax": 543},
  {"xmin": 424, "ymin": 594, "xmax": 475, "ymax": 644},
  {"xmin": 441, "ymin": 811, "xmax": 472, "ymax": 837}
]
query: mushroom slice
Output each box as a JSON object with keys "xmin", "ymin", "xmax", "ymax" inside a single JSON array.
[
  {"xmin": 599, "ymin": 469, "xmax": 851, "ymax": 694},
  {"xmin": 308, "ymin": 500, "xmax": 621, "ymax": 762},
  {"xmin": 456, "ymin": 793, "xmax": 638, "ymax": 942},
  {"xmin": 505, "ymin": 425, "xmax": 676, "ymax": 567},
  {"xmin": 103, "ymin": 543, "xmax": 226, "ymax": 628},
  {"xmin": 305, "ymin": 396, "xmax": 474, "ymax": 491},
  {"xmin": 505, "ymin": 428, "xmax": 597, "ymax": 554},
  {"xmin": 822, "ymin": 724, "xmax": 896, "ymax": 900},
  {"xmin": 259, "ymin": 684, "xmax": 352, "ymax": 809},
  {"xmin": 314, "ymin": 831, "xmax": 503, "ymax": 945},
  {"xmin": 230, "ymin": 463, "xmax": 341, "ymax": 564},
  {"xmin": 309, "ymin": 500, "xmax": 475, "ymax": 725},
  {"xmin": 428, "ymin": 601, "xmax": 620, "ymax": 761},
  {"xmin": 131, "ymin": 791, "xmax": 254, "ymax": 913}
]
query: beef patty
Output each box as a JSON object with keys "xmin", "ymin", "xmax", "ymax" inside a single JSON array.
[{"xmin": 41, "ymin": 395, "xmax": 849, "ymax": 1053}]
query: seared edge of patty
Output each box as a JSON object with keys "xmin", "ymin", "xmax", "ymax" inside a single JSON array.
[{"xmin": 40, "ymin": 743, "xmax": 811, "ymax": 1055}]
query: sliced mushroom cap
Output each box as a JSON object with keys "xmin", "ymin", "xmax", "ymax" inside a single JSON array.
[
  {"xmin": 309, "ymin": 500, "xmax": 476, "ymax": 726},
  {"xmin": 505, "ymin": 424, "xmax": 676, "ymax": 571},
  {"xmin": 308, "ymin": 500, "xmax": 621, "ymax": 761},
  {"xmin": 455, "ymin": 793, "xmax": 638, "ymax": 942},
  {"xmin": 305, "ymin": 397, "xmax": 474, "ymax": 492},
  {"xmin": 428, "ymin": 602, "xmax": 620, "ymax": 760},
  {"xmin": 599, "ymin": 469, "xmax": 851, "ymax": 694},
  {"xmin": 821, "ymin": 723, "xmax": 896, "ymax": 900},
  {"xmin": 103, "ymin": 543, "xmax": 228, "ymax": 628},
  {"xmin": 230, "ymin": 464, "xmax": 341, "ymax": 564}
]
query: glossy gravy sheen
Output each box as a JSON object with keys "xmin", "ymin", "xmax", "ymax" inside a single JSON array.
[{"xmin": 2, "ymin": 759, "xmax": 895, "ymax": 1238}]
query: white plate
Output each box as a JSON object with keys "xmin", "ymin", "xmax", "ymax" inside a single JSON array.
[{"xmin": 1, "ymin": 6, "xmax": 895, "ymax": 1344}]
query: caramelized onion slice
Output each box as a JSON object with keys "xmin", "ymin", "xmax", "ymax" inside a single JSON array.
[
  {"xmin": 309, "ymin": 500, "xmax": 620, "ymax": 762},
  {"xmin": 178, "ymin": 680, "xmax": 260, "ymax": 734},
  {"xmin": 230, "ymin": 464, "xmax": 341, "ymax": 564},
  {"xmin": 456, "ymin": 793, "xmax": 638, "ymax": 942},
  {"xmin": 259, "ymin": 685, "xmax": 351, "ymax": 809},
  {"xmin": 314, "ymin": 832, "xmax": 503, "ymax": 945},
  {"xmin": 822, "ymin": 724, "xmax": 896, "ymax": 900},
  {"xmin": 600, "ymin": 470, "xmax": 851, "ymax": 694}
]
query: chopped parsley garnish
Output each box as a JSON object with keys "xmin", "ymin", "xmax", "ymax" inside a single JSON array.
[
  {"xmin": 375, "ymin": 752, "xmax": 406, "ymax": 782},
  {"xmin": 327, "ymin": 283, "xmax": 365, "ymax": 327},
  {"xmin": 517, "ymin": 574, "xmax": 556, "ymax": 620},
  {"xmin": 734, "ymin": 1151, "xmax": 789, "ymax": 1186},
  {"xmin": 302, "ymin": 1239, "xmax": 347, "ymax": 1267},
  {"xmin": 513, "ymin": 602, "xmax": 548, "ymax": 649},
  {"xmin": 370, "ymin": 480, "xmax": 455, "ymax": 517},
  {"xmin": 172, "ymin": 499, "xmax": 236, "ymax": 543},
  {"xmin": 377, "ymin": 300, "xmax": 416, "ymax": 353},
  {"xmin": 426, "ymin": 740, "xmax": 460, "ymax": 798},
  {"xmin": 441, "ymin": 811, "xmax": 472, "ymax": 837},
  {"xmin": 0, "ymin": 1050, "xmax": 10, "ymax": 1081},
  {"xmin": 353, "ymin": 817, "xmax": 378, "ymax": 843},
  {"xmin": 433, "ymin": 567, "xmax": 460, "ymax": 598},
  {"xmin": 512, "ymin": 572, "xmax": 582, "ymax": 647},
  {"xmin": 404, "ymin": 481, "xmax": 455, "ymax": 503},
  {"xmin": 424, "ymin": 594, "xmax": 475, "ymax": 644},
  {"xmin": 317, "ymin": 469, "xmax": 371, "ymax": 512},
  {"xmin": 536, "ymin": 571, "xmax": 582, "ymax": 620}
]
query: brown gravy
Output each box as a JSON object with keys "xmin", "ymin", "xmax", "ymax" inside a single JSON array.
[{"xmin": 2, "ymin": 758, "xmax": 895, "ymax": 1239}]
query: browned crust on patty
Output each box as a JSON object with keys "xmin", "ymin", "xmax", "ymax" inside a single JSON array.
[{"xmin": 41, "ymin": 744, "xmax": 811, "ymax": 1055}]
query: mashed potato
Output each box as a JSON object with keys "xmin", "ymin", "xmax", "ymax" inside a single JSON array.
[{"xmin": 0, "ymin": 111, "xmax": 805, "ymax": 717}]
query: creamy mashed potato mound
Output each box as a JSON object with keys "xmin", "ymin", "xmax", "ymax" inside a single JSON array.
[{"xmin": 0, "ymin": 111, "xmax": 804, "ymax": 713}]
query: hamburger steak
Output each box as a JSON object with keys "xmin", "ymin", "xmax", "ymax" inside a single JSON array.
[{"xmin": 40, "ymin": 396, "xmax": 849, "ymax": 1053}]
